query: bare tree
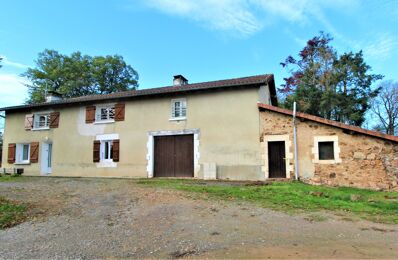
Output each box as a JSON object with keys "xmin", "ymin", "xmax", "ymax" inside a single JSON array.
[{"xmin": 371, "ymin": 81, "xmax": 398, "ymax": 135}]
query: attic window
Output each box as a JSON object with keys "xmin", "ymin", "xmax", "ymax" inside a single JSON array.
[{"xmin": 318, "ymin": 141, "xmax": 334, "ymax": 160}]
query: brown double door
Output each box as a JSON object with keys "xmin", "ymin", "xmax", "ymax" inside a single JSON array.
[
  {"xmin": 268, "ymin": 141, "xmax": 286, "ymax": 178},
  {"xmin": 154, "ymin": 134, "xmax": 194, "ymax": 177}
]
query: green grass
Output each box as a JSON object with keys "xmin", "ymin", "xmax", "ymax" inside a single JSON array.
[
  {"xmin": 0, "ymin": 197, "xmax": 27, "ymax": 229},
  {"xmin": 137, "ymin": 179, "xmax": 398, "ymax": 224},
  {"xmin": 0, "ymin": 175, "xmax": 25, "ymax": 182}
]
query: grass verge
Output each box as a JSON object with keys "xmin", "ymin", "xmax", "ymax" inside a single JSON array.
[
  {"xmin": 137, "ymin": 179, "xmax": 398, "ymax": 224},
  {"xmin": 0, "ymin": 197, "xmax": 27, "ymax": 229},
  {"xmin": 0, "ymin": 175, "xmax": 25, "ymax": 182}
]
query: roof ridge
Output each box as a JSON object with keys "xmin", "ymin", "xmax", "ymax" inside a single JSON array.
[
  {"xmin": 257, "ymin": 103, "xmax": 398, "ymax": 143},
  {"xmin": 0, "ymin": 74, "xmax": 274, "ymax": 111},
  {"xmin": 54, "ymin": 73, "xmax": 273, "ymax": 102}
]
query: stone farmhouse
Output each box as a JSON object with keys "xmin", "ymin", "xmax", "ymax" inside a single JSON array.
[{"xmin": 1, "ymin": 74, "xmax": 397, "ymax": 190}]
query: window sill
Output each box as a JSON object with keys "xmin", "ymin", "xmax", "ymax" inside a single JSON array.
[
  {"xmin": 14, "ymin": 162, "xmax": 30, "ymax": 165},
  {"xmin": 169, "ymin": 117, "xmax": 187, "ymax": 121},
  {"xmin": 32, "ymin": 127, "xmax": 50, "ymax": 131},
  {"xmin": 96, "ymin": 161, "xmax": 117, "ymax": 168},
  {"xmin": 313, "ymin": 159, "xmax": 342, "ymax": 164},
  {"xmin": 94, "ymin": 120, "xmax": 115, "ymax": 125}
]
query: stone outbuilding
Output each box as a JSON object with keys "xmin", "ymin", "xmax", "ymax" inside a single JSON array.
[{"xmin": 258, "ymin": 103, "xmax": 398, "ymax": 191}]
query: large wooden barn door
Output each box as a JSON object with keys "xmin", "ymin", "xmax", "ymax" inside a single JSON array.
[
  {"xmin": 154, "ymin": 134, "xmax": 194, "ymax": 177},
  {"xmin": 268, "ymin": 141, "xmax": 286, "ymax": 178}
]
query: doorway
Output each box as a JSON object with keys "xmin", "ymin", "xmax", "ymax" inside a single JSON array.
[
  {"xmin": 154, "ymin": 134, "xmax": 194, "ymax": 177},
  {"xmin": 268, "ymin": 141, "xmax": 286, "ymax": 178},
  {"xmin": 41, "ymin": 142, "xmax": 52, "ymax": 175}
]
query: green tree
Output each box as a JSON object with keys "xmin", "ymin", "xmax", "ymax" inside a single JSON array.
[
  {"xmin": 23, "ymin": 49, "xmax": 139, "ymax": 103},
  {"xmin": 280, "ymin": 32, "xmax": 383, "ymax": 126}
]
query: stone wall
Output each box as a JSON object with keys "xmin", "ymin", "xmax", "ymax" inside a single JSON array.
[{"xmin": 260, "ymin": 110, "xmax": 398, "ymax": 190}]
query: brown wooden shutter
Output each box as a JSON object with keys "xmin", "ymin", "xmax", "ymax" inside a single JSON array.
[
  {"xmin": 93, "ymin": 140, "xmax": 100, "ymax": 163},
  {"xmin": 30, "ymin": 142, "xmax": 39, "ymax": 163},
  {"xmin": 7, "ymin": 143, "xmax": 16, "ymax": 164},
  {"xmin": 49, "ymin": 112, "xmax": 60, "ymax": 128},
  {"xmin": 112, "ymin": 139, "xmax": 120, "ymax": 162},
  {"xmin": 114, "ymin": 103, "xmax": 125, "ymax": 121},
  {"xmin": 86, "ymin": 106, "xmax": 96, "ymax": 123},
  {"xmin": 25, "ymin": 114, "xmax": 34, "ymax": 130}
]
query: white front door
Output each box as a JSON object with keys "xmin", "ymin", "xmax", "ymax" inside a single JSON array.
[{"xmin": 41, "ymin": 143, "xmax": 52, "ymax": 174}]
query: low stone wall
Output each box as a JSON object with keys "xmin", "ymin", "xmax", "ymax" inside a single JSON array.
[{"xmin": 260, "ymin": 110, "xmax": 398, "ymax": 190}]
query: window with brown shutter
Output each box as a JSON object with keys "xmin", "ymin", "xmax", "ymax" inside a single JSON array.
[
  {"xmin": 86, "ymin": 106, "xmax": 96, "ymax": 123},
  {"xmin": 114, "ymin": 103, "xmax": 125, "ymax": 121},
  {"xmin": 30, "ymin": 142, "xmax": 39, "ymax": 163},
  {"xmin": 93, "ymin": 140, "xmax": 101, "ymax": 162},
  {"xmin": 7, "ymin": 143, "xmax": 16, "ymax": 164},
  {"xmin": 25, "ymin": 114, "xmax": 34, "ymax": 130},
  {"xmin": 112, "ymin": 139, "xmax": 120, "ymax": 162},
  {"xmin": 49, "ymin": 112, "xmax": 60, "ymax": 128}
]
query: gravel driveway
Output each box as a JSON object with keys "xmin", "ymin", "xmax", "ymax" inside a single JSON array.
[{"xmin": 0, "ymin": 177, "xmax": 397, "ymax": 259}]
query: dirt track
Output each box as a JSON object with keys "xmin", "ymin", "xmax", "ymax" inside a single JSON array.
[{"xmin": 0, "ymin": 177, "xmax": 397, "ymax": 259}]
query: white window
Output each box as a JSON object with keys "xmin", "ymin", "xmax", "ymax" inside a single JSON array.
[
  {"xmin": 33, "ymin": 113, "xmax": 50, "ymax": 129},
  {"xmin": 101, "ymin": 140, "xmax": 113, "ymax": 162},
  {"xmin": 95, "ymin": 133, "xmax": 119, "ymax": 167},
  {"xmin": 96, "ymin": 105, "xmax": 115, "ymax": 122},
  {"xmin": 171, "ymin": 99, "xmax": 187, "ymax": 120},
  {"xmin": 16, "ymin": 143, "xmax": 30, "ymax": 164}
]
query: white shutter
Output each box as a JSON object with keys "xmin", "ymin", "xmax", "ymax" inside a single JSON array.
[{"xmin": 171, "ymin": 100, "xmax": 176, "ymax": 118}]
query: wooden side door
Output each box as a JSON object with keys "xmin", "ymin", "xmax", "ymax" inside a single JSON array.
[{"xmin": 268, "ymin": 141, "xmax": 286, "ymax": 178}]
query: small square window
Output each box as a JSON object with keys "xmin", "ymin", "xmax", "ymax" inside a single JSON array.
[{"xmin": 319, "ymin": 141, "xmax": 334, "ymax": 160}]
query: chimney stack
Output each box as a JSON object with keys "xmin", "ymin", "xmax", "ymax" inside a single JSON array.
[
  {"xmin": 45, "ymin": 91, "xmax": 62, "ymax": 102},
  {"xmin": 173, "ymin": 75, "xmax": 188, "ymax": 86}
]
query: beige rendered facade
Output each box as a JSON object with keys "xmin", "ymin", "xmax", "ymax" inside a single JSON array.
[
  {"xmin": 1, "ymin": 75, "xmax": 275, "ymax": 180},
  {"xmin": 3, "ymin": 73, "xmax": 397, "ymax": 190}
]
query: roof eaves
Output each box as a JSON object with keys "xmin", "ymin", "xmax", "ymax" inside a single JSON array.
[
  {"xmin": 1, "ymin": 74, "xmax": 273, "ymax": 112},
  {"xmin": 258, "ymin": 103, "xmax": 398, "ymax": 143}
]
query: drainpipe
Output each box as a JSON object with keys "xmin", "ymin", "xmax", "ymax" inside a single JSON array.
[{"xmin": 293, "ymin": 102, "xmax": 299, "ymax": 180}]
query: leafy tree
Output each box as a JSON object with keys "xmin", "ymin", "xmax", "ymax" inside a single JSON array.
[
  {"xmin": 371, "ymin": 81, "xmax": 398, "ymax": 135},
  {"xmin": 280, "ymin": 32, "xmax": 383, "ymax": 126},
  {"xmin": 23, "ymin": 49, "xmax": 139, "ymax": 103}
]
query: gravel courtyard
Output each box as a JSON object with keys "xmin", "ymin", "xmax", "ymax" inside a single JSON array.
[{"xmin": 0, "ymin": 177, "xmax": 397, "ymax": 259}]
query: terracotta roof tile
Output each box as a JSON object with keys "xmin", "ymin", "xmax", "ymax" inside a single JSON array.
[
  {"xmin": 258, "ymin": 103, "xmax": 398, "ymax": 143},
  {"xmin": 1, "ymin": 74, "xmax": 275, "ymax": 112}
]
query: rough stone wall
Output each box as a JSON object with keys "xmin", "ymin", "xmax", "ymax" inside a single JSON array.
[{"xmin": 260, "ymin": 110, "xmax": 398, "ymax": 190}]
